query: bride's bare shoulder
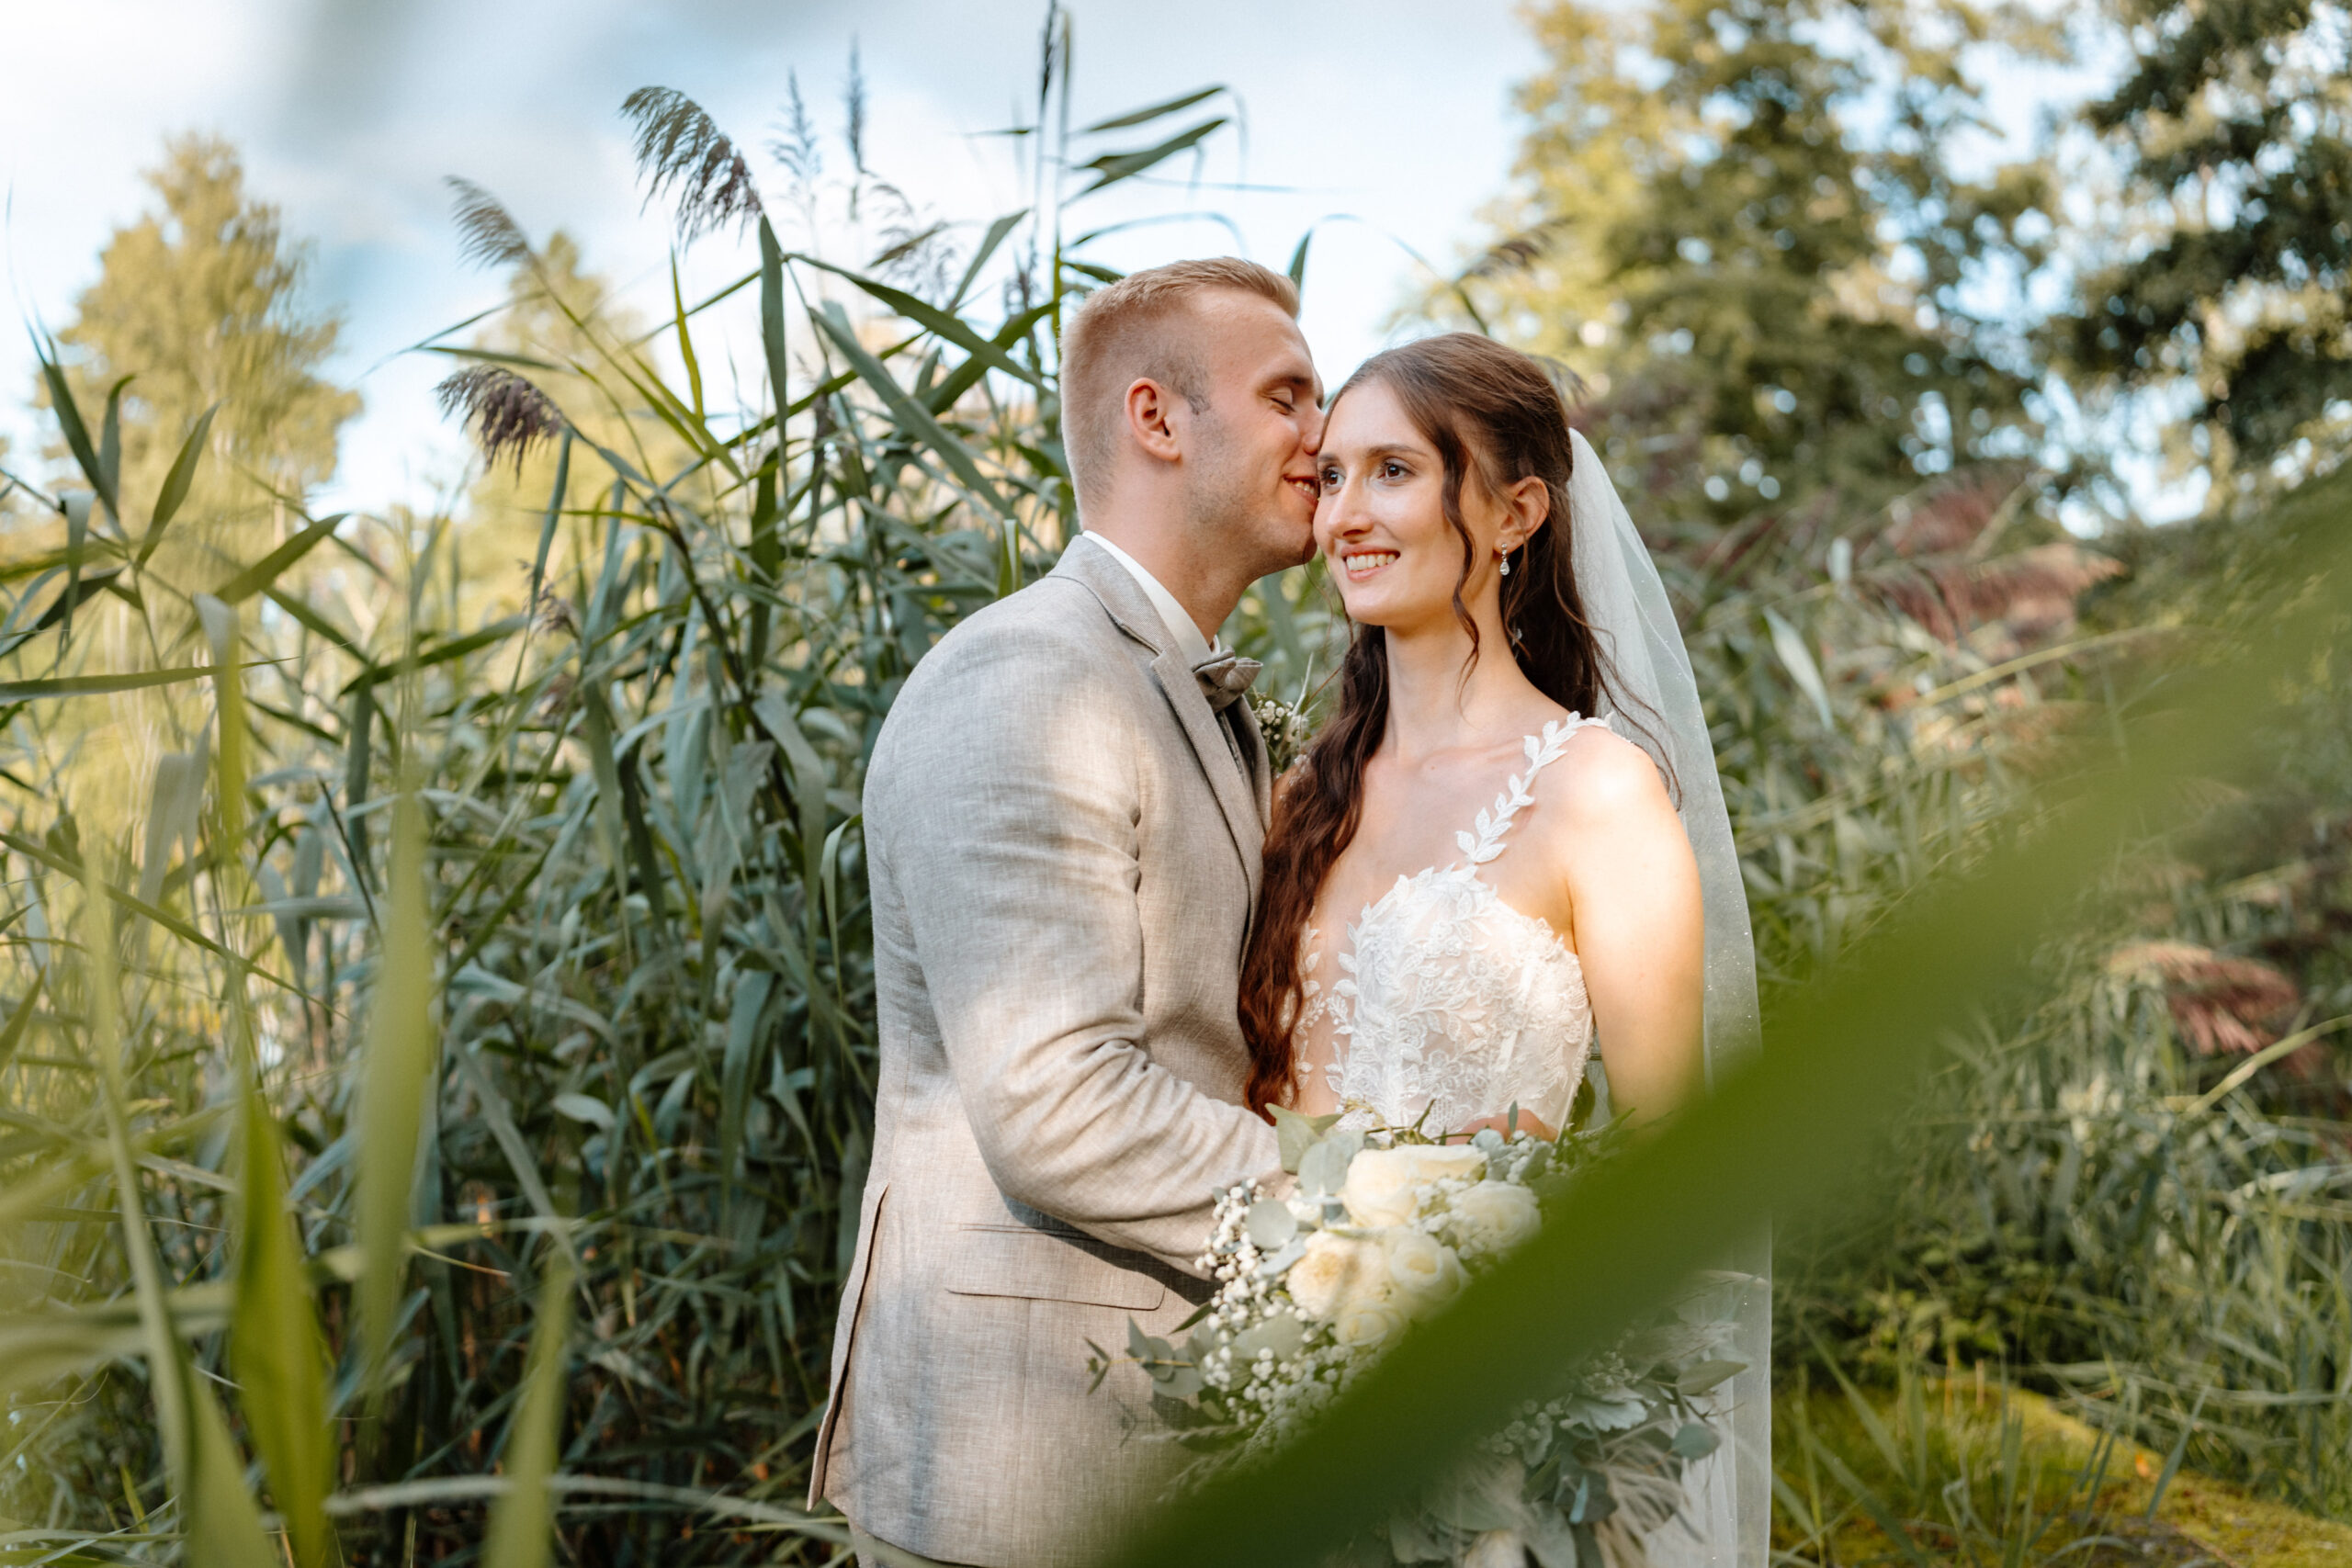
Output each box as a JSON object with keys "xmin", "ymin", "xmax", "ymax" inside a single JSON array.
[{"xmin": 1537, "ymin": 720, "xmax": 1674, "ymax": 827}]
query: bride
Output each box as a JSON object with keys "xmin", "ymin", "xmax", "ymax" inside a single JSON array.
[{"xmin": 1237, "ymin": 333, "xmax": 1767, "ymax": 1565}]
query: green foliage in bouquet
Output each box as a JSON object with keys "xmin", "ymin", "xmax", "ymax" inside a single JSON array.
[{"xmin": 1096, "ymin": 1111, "xmax": 1750, "ymax": 1568}]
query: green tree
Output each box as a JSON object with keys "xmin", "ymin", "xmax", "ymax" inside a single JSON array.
[
  {"xmin": 1444, "ymin": 0, "xmax": 2056, "ymax": 526},
  {"xmin": 40, "ymin": 134, "xmax": 358, "ymax": 521},
  {"xmin": 2057, "ymin": 0, "xmax": 2352, "ymax": 493}
]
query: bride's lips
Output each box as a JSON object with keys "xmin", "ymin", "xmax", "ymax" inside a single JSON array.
[{"xmin": 1341, "ymin": 549, "xmax": 1399, "ymax": 581}]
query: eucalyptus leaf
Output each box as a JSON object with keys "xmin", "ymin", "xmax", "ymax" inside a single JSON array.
[
  {"xmin": 1271, "ymin": 1104, "xmax": 1342, "ymax": 1173},
  {"xmin": 1246, "ymin": 1197, "xmax": 1298, "ymax": 1250},
  {"xmin": 1299, "ymin": 1130, "xmax": 1364, "ymax": 1197}
]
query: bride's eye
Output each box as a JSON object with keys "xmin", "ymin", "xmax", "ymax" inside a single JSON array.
[
  {"xmin": 1381, "ymin": 459, "xmax": 1409, "ymax": 481},
  {"xmin": 1319, "ymin": 467, "xmax": 1341, "ymax": 491}
]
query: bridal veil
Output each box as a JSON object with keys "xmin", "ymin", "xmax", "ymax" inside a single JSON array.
[{"xmin": 1566, "ymin": 429, "xmax": 1770, "ymax": 1568}]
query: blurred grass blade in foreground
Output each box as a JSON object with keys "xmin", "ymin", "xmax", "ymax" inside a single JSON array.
[
  {"xmin": 482, "ymin": 1251, "xmax": 576, "ymax": 1568},
  {"xmin": 1097, "ymin": 479, "xmax": 2352, "ymax": 1568},
  {"xmin": 356, "ymin": 760, "xmax": 436, "ymax": 1396}
]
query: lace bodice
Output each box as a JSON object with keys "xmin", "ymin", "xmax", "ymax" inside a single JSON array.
[{"xmin": 1295, "ymin": 716, "xmax": 1603, "ymax": 1134}]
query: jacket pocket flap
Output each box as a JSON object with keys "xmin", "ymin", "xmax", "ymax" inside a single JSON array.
[{"xmin": 944, "ymin": 1224, "xmax": 1167, "ymax": 1311}]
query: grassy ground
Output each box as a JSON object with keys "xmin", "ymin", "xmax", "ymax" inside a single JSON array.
[{"xmin": 1778, "ymin": 1379, "xmax": 2352, "ymax": 1567}]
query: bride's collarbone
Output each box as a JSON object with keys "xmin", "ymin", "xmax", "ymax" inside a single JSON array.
[{"xmin": 1317, "ymin": 734, "xmax": 1588, "ymax": 940}]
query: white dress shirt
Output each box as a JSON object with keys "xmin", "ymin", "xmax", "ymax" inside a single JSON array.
[
  {"xmin": 1076, "ymin": 531, "xmax": 1248, "ymax": 773},
  {"xmin": 1077, "ymin": 531, "xmax": 1220, "ymax": 665}
]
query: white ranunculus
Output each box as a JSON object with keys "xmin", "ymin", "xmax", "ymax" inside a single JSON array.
[
  {"xmin": 1284, "ymin": 1231, "xmax": 1389, "ymax": 1322},
  {"xmin": 1340, "ymin": 1145, "xmax": 1487, "ymax": 1227},
  {"xmin": 1448, "ymin": 1179, "xmax": 1544, "ymax": 1257},
  {"xmin": 1329, "ymin": 1292, "xmax": 1410, "ymax": 1351},
  {"xmin": 1381, "ymin": 1227, "xmax": 1469, "ymax": 1315}
]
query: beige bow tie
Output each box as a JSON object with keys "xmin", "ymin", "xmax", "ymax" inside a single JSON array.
[{"xmin": 1193, "ymin": 651, "xmax": 1261, "ymax": 713}]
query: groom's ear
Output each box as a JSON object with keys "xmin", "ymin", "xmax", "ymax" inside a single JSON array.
[{"xmin": 1124, "ymin": 378, "xmax": 1185, "ymax": 464}]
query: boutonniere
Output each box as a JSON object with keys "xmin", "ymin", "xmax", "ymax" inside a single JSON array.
[{"xmin": 1246, "ymin": 686, "xmax": 1314, "ymax": 777}]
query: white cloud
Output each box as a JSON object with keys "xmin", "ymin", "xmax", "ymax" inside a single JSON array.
[{"xmin": 5, "ymin": 0, "xmax": 1529, "ymax": 516}]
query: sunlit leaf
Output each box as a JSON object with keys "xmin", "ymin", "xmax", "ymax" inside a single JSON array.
[{"xmin": 231, "ymin": 1086, "xmax": 337, "ymax": 1568}]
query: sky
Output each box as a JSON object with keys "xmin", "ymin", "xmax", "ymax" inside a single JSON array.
[
  {"xmin": 2, "ymin": 0, "xmax": 1544, "ymax": 517},
  {"xmin": 4, "ymin": 1, "xmax": 2147, "ymax": 523}
]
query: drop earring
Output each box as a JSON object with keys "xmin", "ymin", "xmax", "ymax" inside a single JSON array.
[{"xmin": 1498, "ymin": 551, "xmax": 1512, "ymax": 577}]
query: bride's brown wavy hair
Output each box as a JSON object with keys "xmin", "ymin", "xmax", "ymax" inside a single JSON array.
[{"xmin": 1237, "ymin": 333, "xmax": 1652, "ymax": 1117}]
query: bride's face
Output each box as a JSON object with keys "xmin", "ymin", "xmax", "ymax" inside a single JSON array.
[{"xmin": 1314, "ymin": 378, "xmax": 1502, "ymax": 634}]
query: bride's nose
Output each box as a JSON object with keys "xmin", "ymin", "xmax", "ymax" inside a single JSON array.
[{"xmin": 1316, "ymin": 486, "xmax": 1365, "ymax": 547}]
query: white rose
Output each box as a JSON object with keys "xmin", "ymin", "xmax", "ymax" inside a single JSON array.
[
  {"xmin": 1381, "ymin": 1227, "xmax": 1469, "ymax": 1315},
  {"xmin": 1449, "ymin": 1179, "xmax": 1543, "ymax": 1257},
  {"xmin": 1340, "ymin": 1145, "xmax": 1487, "ymax": 1226},
  {"xmin": 1329, "ymin": 1292, "xmax": 1410, "ymax": 1351},
  {"xmin": 1284, "ymin": 1231, "xmax": 1389, "ymax": 1321}
]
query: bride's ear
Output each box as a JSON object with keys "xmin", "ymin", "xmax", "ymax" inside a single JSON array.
[{"xmin": 1495, "ymin": 474, "xmax": 1552, "ymax": 555}]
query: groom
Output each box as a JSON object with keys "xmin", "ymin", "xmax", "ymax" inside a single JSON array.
[{"xmin": 811, "ymin": 258, "xmax": 1327, "ymax": 1568}]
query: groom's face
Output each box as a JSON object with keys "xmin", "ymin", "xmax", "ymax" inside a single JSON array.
[{"xmin": 1175, "ymin": 291, "xmax": 1325, "ymax": 575}]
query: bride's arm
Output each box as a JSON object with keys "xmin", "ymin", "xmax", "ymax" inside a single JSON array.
[{"xmin": 1554, "ymin": 729, "xmax": 1707, "ymax": 1127}]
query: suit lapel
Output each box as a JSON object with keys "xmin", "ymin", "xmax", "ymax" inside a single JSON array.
[
  {"xmin": 1053, "ymin": 542, "xmax": 1265, "ymax": 904},
  {"xmin": 1148, "ymin": 649, "xmax": 1265, "ymax": 903},
  {"xmin": 1235, "ymin": 696, "xmax": 1273, "ymax": 830}
]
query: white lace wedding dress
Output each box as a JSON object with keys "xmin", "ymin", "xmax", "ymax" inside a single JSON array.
[
  {"xmin": 1296, "ymin": 716, "xmax": 1605, "ymax": 1134},
  {"xmin": 1294, "ymin": 709, "xmax": 1751, "ymax": 1568}
]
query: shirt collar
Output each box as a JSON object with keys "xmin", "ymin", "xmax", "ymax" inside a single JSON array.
[{"xmin": 1078, "ymin": 532, "xmax": 1220, "ymax": 666}]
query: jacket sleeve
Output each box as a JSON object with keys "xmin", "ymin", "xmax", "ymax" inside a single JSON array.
[{"xmin": 870, "ymin": 612, "xmax": 1283, "ymax": 1275}]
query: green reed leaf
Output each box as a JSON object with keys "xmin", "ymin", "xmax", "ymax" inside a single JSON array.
[
  {"xmin": 1081, "ymin": 85, "xmax": 1226, "ymax": 134},
  {"xmin": 810, "ymin": 304, "xmax": 1017, "ymax": 522},
  {"xmin": 184, "ymin": 1365, "xmax": 280, "ymax": 1568},
  {"xmin": 530, "ymin": 427, "xmax": 572, "ymax": 610},
  {"xmin": 759, "ymin": 217, "xmax": 790, "ymax": 414},
  {"xmin": 1076, "ymin": 118, "xmax": 1229, "ymax": 195},
  {"xmin": 356, "ymin": 784, "xmax": 435, "ymax": 1394},
  {"xmin": 36, "ymin": 344, "xmax": 115, "ymax": 522},
  {"xmin": 71, "ymin": 855, "xmax": 280, "ymax": 1562},
  {"xmin": 949, "ymin": 209, "xmax": 1028, "ymax": 310},
  {"xmin": 670, "ymin": 252, "xmax": 707, "ymax": 422},
  {"xmin": 1764, "ymin": 605, "xmax": 1837, "ymax": 731},
  {"xmin": 0, "ymin": 666, "xmax": 212, "ymax": 701},
  {"xmin": 146, "ymin": 401, "xmax": 220, "ymax": 548},
  {"xmin": 792, "ymin": 254, "xmax": 1046, "ymax": 388},
  {"xmin": 212, "ymin": 514, "xmax": 346, "ymax": 604},
  {"xmin": 97, "ymin": 376, "xmax": 130, "ymax": 529},
  {"xmin": 481, "ymin": 1251, "xmax": 575, "ymax": 1568},
  {"xmin": 231, "ymin": 1085, "xmax": 337, "ymax": 1568},
  {"xmin": 0, "ymin": 968, "xmax": 41, "ymax": 1074}
]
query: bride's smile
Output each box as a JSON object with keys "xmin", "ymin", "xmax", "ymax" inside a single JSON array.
[{"xmin": 1313, "ymin": 378, "xmax": 1526, "ymax": 633}]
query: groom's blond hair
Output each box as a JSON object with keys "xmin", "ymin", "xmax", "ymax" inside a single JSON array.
[{"xmin": 1061, "ymin": 257, "xmax": 1299, "ymax": 507}]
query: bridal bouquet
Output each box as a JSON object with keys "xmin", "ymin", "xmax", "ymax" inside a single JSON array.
[{"xmin": 1090, "ymin": 1112, "xmax": 1747, "ymax": 1568}]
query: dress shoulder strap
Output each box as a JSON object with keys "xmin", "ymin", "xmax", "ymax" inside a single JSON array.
[{"xmin": 1455, "ymin": 715, "xmax": 1611, "ymax": 868}]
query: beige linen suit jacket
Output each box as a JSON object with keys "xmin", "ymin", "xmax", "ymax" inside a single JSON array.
[{"xmin": 812, "ymin": 538, "xmax": 1286, "ymax": 1566}]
